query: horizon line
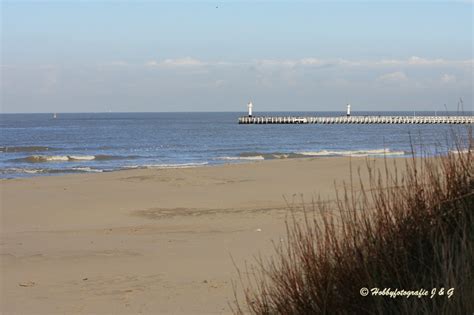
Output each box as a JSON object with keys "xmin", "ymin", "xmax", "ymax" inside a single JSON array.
[{"xmin": 1, "ymin": 110, "xmax": 473, "ymax": 115}]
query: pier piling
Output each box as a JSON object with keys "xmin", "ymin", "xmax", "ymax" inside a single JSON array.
[{"xmin": 238, "ymin": 115, "xmax": 473, "ymax": 125}]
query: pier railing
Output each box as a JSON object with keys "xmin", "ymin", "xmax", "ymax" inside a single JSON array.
[{"xmin": 238, "ymin": 115, "xmax": 474, "ymax": 124}]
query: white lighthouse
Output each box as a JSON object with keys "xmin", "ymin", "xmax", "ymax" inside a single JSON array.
[
  {"xmin": 346, "ymin": 104, "xmax": 351, "ymax": 117},
  {"xmin": 247, "ymin": 101, "xmax": 253, "ymax": 117}
]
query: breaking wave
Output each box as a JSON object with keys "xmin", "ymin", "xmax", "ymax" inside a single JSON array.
[
  {"xmin": 217, "ymin": 156, "xmax": 265, "ymax": 161},
  {"xmin": 218, "ymin": 149, "xmax": 406, "ymax": 161},
  {"xmin": 12, "ymin": 154, "xmax": 138, "ymax": 163},
  {"xmin": 0, "ymin": 162, "xmax": 209, "ymax": 177},
  {"xmin": 124, "ymin": 162, "xmax": 209, "ymax": 169},
  {"xmin": 0, "ymin": 167, "xmax": 104, "ymax": 175},
  {"xmin": 449, "ymin": 148, "xmax": 472, "ymax": 154},
  {"xmin": 298, "ymin": 149, "xmax": 406, "ymax": 157}
]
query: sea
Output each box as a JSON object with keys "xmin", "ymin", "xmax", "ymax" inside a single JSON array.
[{"xmin": 1, "ymin": 111, "xmax": 472, "ymax": 178}]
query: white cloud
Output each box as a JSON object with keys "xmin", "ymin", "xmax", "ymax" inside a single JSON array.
[
  {"xmin": 145, "ymin": 60, "xmax": 160, "ymax": 67},
  {"xmin": 407, "ymin": 56, "xmax": 444, "ymax": 65},
  {"xmin": 256, "ymin": 59, "xmax": 296, "ymax": 67},
  {"xmin": 160, "ymin": 57, "xmax": 205, "ymax": 67},
  {"xmin": 255, "ymin": 56, "xmax": 472, "ymax": 68},
  {"xmin": 144, "ymin": 57, "xmax": 235, "ymax": 68},
  {"xmin": 375, "ymin": 56, "xmax": 472, "ymax": 67},
  {"xmin": 299, "ymin": 58, "xmax": 324, "ymax": 66},
  {"xmin": 440, "ymin": 74, "xmax": 457, "ymax": 84},
  {"xmin": 140, "ymin": 56, "xmax": 472, "ymax": 70},
  {"xmin": 377, "ymin": 71, "xmax": 408, "ymax": 82}
]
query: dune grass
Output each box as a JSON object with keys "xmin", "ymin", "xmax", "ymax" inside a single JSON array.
[{"xmin": 233, "ymin": 129, "xmax": 473, "ymax": 314}]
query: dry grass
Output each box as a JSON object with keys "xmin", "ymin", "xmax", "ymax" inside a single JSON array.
[{"xmin": 232, "ymin": 128, "xmax": 473, "ymax": 314}]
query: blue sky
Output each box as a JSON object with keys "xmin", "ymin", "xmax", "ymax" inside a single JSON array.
[{"xmin": 1, "ymin": 1, "xmax": 473, "ymax": 113}]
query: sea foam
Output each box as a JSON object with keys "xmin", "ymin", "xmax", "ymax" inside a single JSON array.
[
  {"xmin": 298, "ymin": 149, "xmax": 406, "ymax": 157},
  {"xmin": 218, "ymin": 149, "xmax": 405, "ymax": 161},
  {"xmin": 13, "ymin": 154, "xmax": 134, "ymax": 163}
]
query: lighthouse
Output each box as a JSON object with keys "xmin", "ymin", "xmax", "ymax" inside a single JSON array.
[
  {"xmin": 346, "ymin": 104, "xmax": 351, "ymax": 117},
  {"xmin": 248, "ymin": 102, "xmax": 253, "ymax": 117}
]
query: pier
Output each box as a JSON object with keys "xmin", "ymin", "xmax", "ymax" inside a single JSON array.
[
  {"xmin": 239, "ymin": 103, "xmax": 473, "ymax": 124},
  {"xmin": 238, "ymin": 115, "xmax": 473, "ymax": 124}
]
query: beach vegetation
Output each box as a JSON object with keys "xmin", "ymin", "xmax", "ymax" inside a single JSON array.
[{"xmin": 232, "ymin": 128, "xmax": 473, "ymax": 314}]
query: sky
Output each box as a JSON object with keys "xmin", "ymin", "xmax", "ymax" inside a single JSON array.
[{"xmin": 1, "ymin": 1, "xmax": 473, "ymax": 113}]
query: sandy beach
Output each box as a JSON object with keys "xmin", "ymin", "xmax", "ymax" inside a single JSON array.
[{"xmin": 1, "ymin": 157, "xmax": 405, "ymax": 314}]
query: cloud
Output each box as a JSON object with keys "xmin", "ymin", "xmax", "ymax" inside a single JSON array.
[
  {"xmin": 299, "ymin": 58, "xmax": 326, "ymax": 66},
  {"xmin": 4, "ymin": 55, "xmax": 472, "ymax": 113},
  {"xmin": 254, "ymin": 58, "xmax": 343, "ymax": 68},
  {"xmin": 377, "ymin": 71, "xmax": 408, "ymax": 83},
  {"xmin": 407, "ymin": 56, "xmax": 444, "ymax": 65},
  {"xmin": 375, "ymin": 56, "xmax": 472, "ymax": 67},
  {"xmin": 256, "ymin": 59, "xmax": 296, "ymax": 67},
  {"xmin": 145, "ymin": 60, "xmax": 160, "ymax": 67},
  {"xmin": 440, "ymin": 74, "xmax": 457, "ymax": 84},
  {"xmin": 128, "ymin": 56, "xmax": 474, "ymax": 70},
  {"xmin": 147, "ymin": 57, "xmax": 206, "ymax": 67},
  {"xmin": 258, "ymin": 56, "xmax": 472, "ymax": 68},
  {"xmin": 101, "ymin": 61, "xmax": 129, "ymax": 67}
]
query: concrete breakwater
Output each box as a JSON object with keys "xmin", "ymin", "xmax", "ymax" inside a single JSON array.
[{"xmin": 238, "ymin": 115, "xmax": 473, "ymax": 124}]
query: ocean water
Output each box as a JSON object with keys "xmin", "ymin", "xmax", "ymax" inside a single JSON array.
[{"xmin": 0, "ymin": 111, "xmax": 471, "ymax": 178}]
